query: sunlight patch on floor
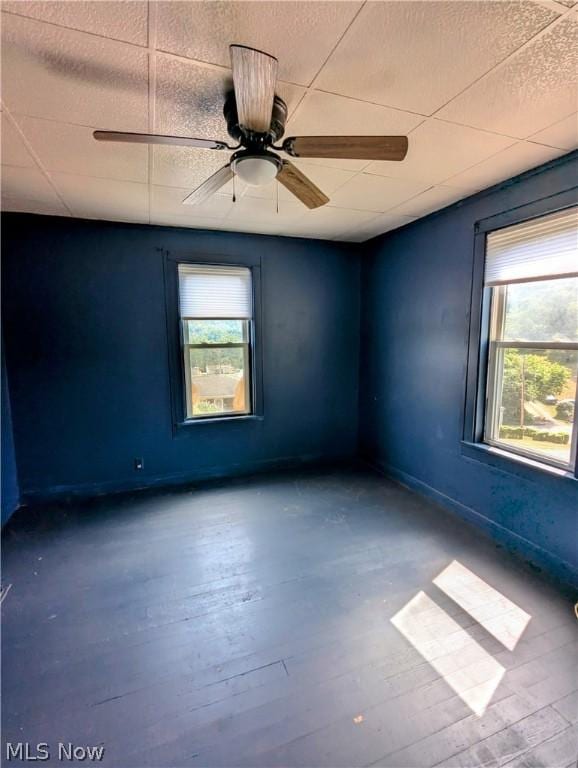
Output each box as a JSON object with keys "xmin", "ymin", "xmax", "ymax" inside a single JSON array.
[
  {"xmin": 391, "ymin": 590, "xmax": 505, "ymax": 716},
  {"xmin": 433, "ymin": 560, "xmax": 531, "ymax": 651}
]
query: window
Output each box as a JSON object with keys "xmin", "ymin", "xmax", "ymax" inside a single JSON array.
[
  {"xmin": 178, "ymin": 264, "xmax": 253, "ymax": 420},
  {"xmin": 481, "ymin": 206, "xmax": 578, "ymax": 470}
]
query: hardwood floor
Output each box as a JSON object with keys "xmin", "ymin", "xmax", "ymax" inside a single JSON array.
[{"xmin": 2, "ymin": 466, "xmax": 577, "ymax": 767}]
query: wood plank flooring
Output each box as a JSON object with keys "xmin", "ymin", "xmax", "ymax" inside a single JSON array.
[{"xmin": 2, "ymin": 466, "xmax": 577, "ymax": 767}]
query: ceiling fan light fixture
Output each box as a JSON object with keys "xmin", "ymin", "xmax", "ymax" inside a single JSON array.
[{"xmin": 232, "ymin": 154, "xmax": 281, "ymax": 186}]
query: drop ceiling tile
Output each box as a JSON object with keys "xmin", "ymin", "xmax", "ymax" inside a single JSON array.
[
  {"xmin": 244, "ymin": 162, "xmax": 356, "ymax": 203},
  {"xmin": 314, "ymin": 1, "xmax": 558, "ymax": 115},
  {"xmin": 1, "ymin": 115, "xmax": 36, "ymax": 168},
  {"xmin": 446, "ymin": 141, "xmax": 564, "ymax": 192},
  {"xmin": 154, "ymin": 54, "xmax": 304, "ymax": 142},
  {"xmin": 389, "ymin": 185, "xmax": 466, "ymax": 218},
  {"xmin": 79, "ymin": 210, "xmax": 150, "ymax": 225},
  {"xmin": 365, "ymin": 119, "xmax": 515, "ymax": 187},
  {"xmin": 151, "ymin": 185, "xmax": 233, "ymax": 219},
  {"xmin": 2, "ymin": 1, "xmax": 148, "ymax": 46},
  {"xmin": 328, "ymin": 173, "xmax": 428, "ymax": 213},
  {"xmin": 287, "ymin": 91, "xmax": 424, "ymax": 136},
  {"xmin": 532, "ymin": 0, "xmax": 570, "ymax": 13},
  {"xmin": 225, "ymin": 195, "xmax": 305, "ymax": 224},
  {"xmin": 1, "ymin": 195, "xmax": 69, "ymax": 216},
  {"xmin": 152, "ymin": 146, "xmax": 232, "ymax": 189},
  {"xmin": 438, "ymin": 18, "xmax": 578, "ymax": 138},
  {"xmin": 1, "ymin": 13, "xmax": 148, "ymax": 130},
  {"xmin": 1, "ymin": 165, "xmax": 61, "ymax": 204},
  {"xmin": 216, "ymin": 219, "xmax": 307, "ymax": 239},
  {"xmin": 155, "ymin": 1, "xmax": 362, "ymax": 86},
  {"xmin": 530, "ymin": 113, "xmax": 578, "ymax": 150},
  {"xmin": 154, "ymin": 56, "xmax": 232, "ymax": 142},
  {"xmin": 15, "ymin": 116, "xmax": 148, "ymax": 183},
  {"xmin": 51, "ymin": 173, "xmax": 148, "ymax": 220},
  {"xmin": 338, "ymin": 231, "xmax": 375, "ymax": 243},
  {"xmin": 344, "ymin": 212, "xmax": 418, "ymax": 241},
  {"xmin": 149, "ymin": 214, "xmax": 228, "ymax": 231},
  {"xmin": 284, "ymin": 91, "xmax": 424, "ymax": 171},
  {"xmin": 205, "ymin": 219, "xmax": 262, "ymax": 234},
  {"xmin": 297, "ymin": 206, "xmax": 377, "ymax": 238}
]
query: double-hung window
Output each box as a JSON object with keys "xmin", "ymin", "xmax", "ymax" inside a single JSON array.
[
  {"xmin": 178, "ymin": 264, "xmax": 253, "ymax": 420},
  {"xmin": 481, "ymin": 206, "xmax": 578, "ymax": 470}
]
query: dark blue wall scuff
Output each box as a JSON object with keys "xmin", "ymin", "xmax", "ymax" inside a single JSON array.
[
  {"xmin": 1, "ymin": 216, "xmax": 360, "ymax": 503},
  {"xmin": 360, "ymin": 153, "xmax": 578, "ymax": 585},
  {"xmin": 1, "ymin": 343, "xmax": 19, "ymax": 523}
]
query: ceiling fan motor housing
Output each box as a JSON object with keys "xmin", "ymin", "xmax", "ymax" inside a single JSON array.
[{"xmin": 224, "ymin": 92, "xmax": 288, "ymax": 147}]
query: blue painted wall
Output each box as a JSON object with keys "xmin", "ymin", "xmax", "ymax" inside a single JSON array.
[
  {"xmin": 1, "ymin": 215, "xmax": 360, "ymax": 502},
  {"xmin": 360, "ymin": 153, "xmax": 578, "ymax": 584},
  {"xmin": 2, "ymin": 156, "xmax": 577, "ymax": 585},
  {"xmin": 1, "ymin": 343, "xmax": 19, "ymax": 523}
]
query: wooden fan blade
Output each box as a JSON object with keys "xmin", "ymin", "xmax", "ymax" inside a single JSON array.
[
  {"xmin": 93, "ymin": 131, "xmax": 230, "ymax": 151},
  {"xmin": 230, "ymin": 45, "xmax": 278, "ymax": 133},
  {"xmin": 277, "ymin": 161, "xmax": 329, "ymax": 210},
  {"xmin": 182, "ymin": 165, "xmax": 234, "ymax": 205},
  {"xmin": 283, "ymin": 135, "xmax": 409, "ymax": 161}
]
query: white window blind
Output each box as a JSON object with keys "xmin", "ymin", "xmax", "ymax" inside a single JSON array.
[
  {"xmin": 485, "ymin": 206, "xmax": 578, "ymax": 286},
  {"xmin": 178, "ymin": 264, "xmax": 252, "ymax": 319}
]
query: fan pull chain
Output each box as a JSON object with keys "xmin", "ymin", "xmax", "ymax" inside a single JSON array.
[
  {"xmin": 232, "ymin": 173, "xmax": 236, "ymax": 203},
  {"xmin": 276, "ymin": 179, "xmax": 279, "ymax": 214}
]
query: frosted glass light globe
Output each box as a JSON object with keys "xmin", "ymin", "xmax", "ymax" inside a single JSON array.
[{"xmin": 232, "ymin": 155, "xmax": 281, "ymax": 186}]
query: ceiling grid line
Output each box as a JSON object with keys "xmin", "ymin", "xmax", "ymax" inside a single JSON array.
[
  {"xmin": 428, "ymin": 4, "xmax": 577, "ymax": 123},
  {"xmin": 528, "ymin": 110, "xmax": 578, "ymax": 142},
  {"xmin": 429, "ymin": 116, "xmax": 539, "ymax": 143},
  {"xmin": 310, "ymin": 88, "xmax": 430, "ymax": 120},
  {"xmin": 14, "ymin": 0, "xmax": 564, "ymax": 130},
  {"xmin": 314, "ymin": 0, "xmax": 572, "ymax": 117},
  {"xmin": 0, "ymin": 7, "xmax": 150, "ymax": 49},
  {"xmin": 306, "ymin": 1, "xmax": 367, "ymax": 89},
  {"xmin": 283, "ymin": 0, "xmax": 369, "ymax": 121},
  {"xmin": 334, "ymin": 121, "xmax": 506, "ymax": 219},
  {"xmin": 2, "ymin": 5, "xmax": 570, "ymax": 122},
  {"xmin": 1, "ymin": 107, "xmax": 74, "ymax": 216}
]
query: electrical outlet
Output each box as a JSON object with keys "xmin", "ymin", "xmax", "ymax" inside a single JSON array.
[{"xmin": 134, "ymin": 457, "xmax": 144, "ymax": 471}]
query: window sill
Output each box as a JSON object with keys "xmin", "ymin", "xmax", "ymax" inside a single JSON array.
[
  {"xmin": 461, "ymin": 440, "xmax": 577, "ymax": 484},
  {"xmin": 174, "ymin": 413, "xmax": 263, "ymax": 435}
]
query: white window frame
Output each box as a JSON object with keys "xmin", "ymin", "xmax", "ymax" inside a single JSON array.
[
  {"xmin": 182, "ymin": 317, "xmax": 253, "ymax": 421},
  {"xmin": 178, "ymin": 264, "xmax": 255, "ymax": 422},
  {"xmin": 483, "ymin": 279, "xmax": 578, "ymax": 471}
]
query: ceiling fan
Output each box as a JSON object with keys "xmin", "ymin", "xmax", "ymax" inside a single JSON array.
[{"xmin": 93, "ymin": 45, "xmax": 409, "ymax": 210}]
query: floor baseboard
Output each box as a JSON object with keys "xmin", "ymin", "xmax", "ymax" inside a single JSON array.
[{"xmin": 363, "ymin": 455, "xmax": 578, "ymax": 591}]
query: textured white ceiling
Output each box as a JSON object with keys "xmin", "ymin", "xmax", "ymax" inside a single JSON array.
[{"xmin": 1, "ymin": 0, "xmax": 576, "ymax": 242}]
